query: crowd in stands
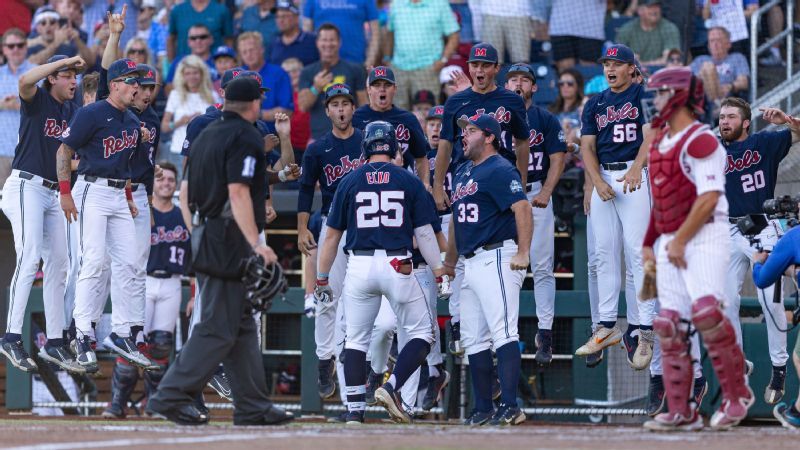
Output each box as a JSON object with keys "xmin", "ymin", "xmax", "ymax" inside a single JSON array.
[{"xmin": 0, "ymin": 0, "xmax": 795, "ymax": 189}]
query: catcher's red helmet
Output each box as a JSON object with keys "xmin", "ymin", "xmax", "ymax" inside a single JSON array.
[{"xmin": 643, "ymin": 66, "xmax": 705, "ymax": 128}]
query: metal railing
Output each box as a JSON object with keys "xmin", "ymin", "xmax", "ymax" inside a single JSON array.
[{"xmin": 750, "ymin": 0, "xmax": 795, "ymax": 107}]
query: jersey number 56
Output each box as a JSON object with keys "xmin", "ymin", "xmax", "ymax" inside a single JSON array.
[{"xmin": 356, "ymin": 191, "xmax": 404, "ymax": 228}]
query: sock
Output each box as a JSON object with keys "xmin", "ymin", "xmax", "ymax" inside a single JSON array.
[
  {"xmin": 468, "ymin": 349, "xmax": 495, "ymax": 413},
  {"xmin": 343, "ymin": 348, "xmax": 367, "ymax": 412},
  {"xmin": 46, "ymin": 338, "xmax": 64, "ymax": 348},
  {"xmin": 389, "ymin": 338, "xmax": 430, "ymax": 391},
  {"xmin": 626, "ymin": 324, "xmax": 638, "ymax": 336},
  {"xmin": 639, "ymin": 325, "xmax": 653, "ymax": 331},
  {"xmin": 3, "ymin": 333, "xmax": 21, "ymax": 343},
  {"xmin": 600, "ymin": 321, "xmax": 616, "ymax": 329},
  {"xmin": 429, "ymin": 365, "xmax": 440, "ymax": 379},
  {"xmin": 496, "ymin": 342, "xmax": 521, "ymax": 407}
]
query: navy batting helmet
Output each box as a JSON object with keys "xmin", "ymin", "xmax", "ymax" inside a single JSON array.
[{"xmin": 362, "ymin": 121, "xmax": 397, "ymax": 158}]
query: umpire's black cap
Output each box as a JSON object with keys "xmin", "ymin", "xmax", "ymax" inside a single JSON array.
[{"xmin": 225, "ymin": 77, "xmax": 263, "ymax": 102}]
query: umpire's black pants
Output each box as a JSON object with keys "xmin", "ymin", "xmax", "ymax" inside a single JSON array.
[{"xmin": 149, "ymin": 273, "xmax": 273, "ymax": 424}]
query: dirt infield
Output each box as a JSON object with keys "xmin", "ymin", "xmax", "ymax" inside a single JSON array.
[{"xmin": 0, "ymin": 417, "xmax": 798, "ymax": 450}]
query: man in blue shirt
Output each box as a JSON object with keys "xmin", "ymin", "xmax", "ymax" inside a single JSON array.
[
  {"xmin": 269, "ymin": 0, "xmax": 319, "ymax": 66},
  {"xmin": 237, "ymin": 31, "xmax": 293, "ymax": 124},
  {"xmin": 302, "ymin": 0, "xmax": 379, "ymax": 67},
  {"xmin": 168, "ymin": 0, "xmax": 233, "ymax": 60},
  {"xmin": 164, "ymin": 24, "xmax": 218, "ymax": 88},
  {"xmin": 239, "ymin": 0, "xmax": 278, "ymax": 62}
]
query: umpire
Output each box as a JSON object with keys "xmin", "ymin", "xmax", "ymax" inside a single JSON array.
[{"xmin": 147, "ymin": 77, "xmax": 294, "ymax": 426}]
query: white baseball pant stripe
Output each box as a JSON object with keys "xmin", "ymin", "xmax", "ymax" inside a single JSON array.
[
  {"xmin": 725, "ymin": 220, "xmax": 788, "ymax": 367},
  {"xmin": 145, "ymin": 275, "xmax": 182, "ymax": 333},
  {"xmin": 71, "ymin": 176, "xmax": 140, "ymax": 338},
  {"xmin": 460, "ymin": 242, "xmax": 525, "ymax": 356},
  {"xmin": 315, "ymin": 218, "xmax": 348, "ymax": 360},
  {"xmin": 586, "ymin": 213, "xmax": 637, "ymax": 326},
  {"xmin": 526, "ymin": 181, "xmax": 556, "ymax": 330},
  {"xmin": 590, "ymin": 163, "xmax": 655, "ymax": 326},
  {"xmin": 440, "ymin": 213, "xmax": 463, "ymax": 324},
  {"xmin": 1, "ymin": 171, "xmax": 68, "ymax": 339},
  {"xmin": 110, "ymin": 185, "xmax": 149, "ymax": 335}
]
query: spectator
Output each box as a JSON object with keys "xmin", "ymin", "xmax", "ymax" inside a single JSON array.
[
  {"xmin": 701, "ymin": 0, "xmax": 757, "ymax": 51},
  {"xmin": 665, "ymin": 47, "xmax": 684, "ymax": 67},
  {"xmin": 211, "ymin": 45, "xmax": 237, "ymax": 91},
  {"xmin": 1, "ymin": 0, "xmax": 35, "ymax": 37},
  {"xmin": 125, "ymin": 38, "xmax": 152, "ymax": 65},
  {"xmin": 0, "ymin": 28, "xmax": 33, "ymax": 189},
  {"xmin": 438, "ymin": 64, "xmax": 463, "ymax": 104},
  {"xmin": 615, "ymin": 0, "xmax": 681, "ymax": 65},
  {"xmin": 690, "ymin": 26, "xmax": 749, "ymax": 103},
  {"xmin": 240, "ymin": 0, "xmax": 278, "ymax": 62},
  {"xmin": 168, "ymin": 0, "xmax": 233, "ymax": 60},
  {"xmin": 81, "ymin": 0, "xmax": 108, "ymax": 47},
  {"xmin": 110, "ymin": 0, "xmax": 139, "ymax": 49},
  {"xmin": 759, "ymin": 3, "xmax": 786, "ymax": 67},
  {"xmin": 411, "ymin": 89, "xmax": 436, "ymax": 128},
  {"xmin": 548, "ymin": 68, "xmax": 584, "ymax": 146},
  {"xmin": 53, "ymin": 0, "xmax": 87, "ymax": 42},
  {"xmin": 298, "ymin": 23, "xmax": 367, "ymax": 139},
  {"xmin": 81, "ymin": 71, "xmax": 99, "ymax": 105},
  {"xmin": 27, "ymin": 6, "xmax": 93, "ymax": 65},
  {"xmin": 148, "ymin": 0, "xmax": 173, "ymax": 75},
  {"xmin": 281, "ymin": 57, "xmax": 311, "ymax": 153},
  {"xmin": 269, "ymin": 0, "xmax": 318, "ymax": 66},
  {"xmin": 302, "ymin": 0, "xmax": 380, "ymax": 67},
  {"xmin": 161, "ymin": 55, "xmax": 220, "ymax": 175},
  {"xmin": 548, "ymin": 0, "xmax": 605, "ymax": 71},
  {"xmin": 89, "ymin": 22, "xmax": 109, "ymax": 72},
  {"xmin": 136, "ymin": 0, "xmax": 158, "ymax": 42},
  {"xmin": 476, "ymin": 0, "xmax": 532, "ymax": 64},
  {"xmin": 237, "ymin": 31, "xmax": 293, "ymax": 123},
  {"xmin": 166, "ymin": 24, "xmax": 218, "ymax": 88},
  {"xmin": 385, "ymin": 0, "xmax": 460, "ymax": 110}
]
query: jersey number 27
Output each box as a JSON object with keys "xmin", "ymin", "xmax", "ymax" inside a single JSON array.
[{"xmin": 356, "ymin": 191, "xmax": 404, "ymax": 228}]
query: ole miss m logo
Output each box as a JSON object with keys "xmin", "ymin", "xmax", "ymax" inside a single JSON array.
[
  {"xmin": 606, "ymin": 47, "xmax": 618, "ymax": 57},
  {"xmin": 474, "ymin": 48, "xmax": 487, "ymax": 57},
  {"xmin": 374, "ymin": 68, "xmax": 387, "ymax": 77},
  {"xmin": 434, "ymin": 106, "xmax": 444, "ymax": 116},
  {"xmin": 126, "ymin": 60, "xmax": 137, "ymax": 69}
]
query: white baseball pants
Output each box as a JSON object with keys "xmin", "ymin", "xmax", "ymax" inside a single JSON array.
[{"xmin": 526, "ymin": 181, "xmax": 557, "ymax": 330}]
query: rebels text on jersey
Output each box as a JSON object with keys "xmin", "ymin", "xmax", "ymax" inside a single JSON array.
[
  {"xmin": 12, "ymin": 86, "xmax": 78, "ymax": 181},
  {"xmin": 147, "ymin": 206, "xmax": 191, "ymax": 275},
  {"xmin": 442, "ymin": 87, "xmax": 529, "ymax": 165},
  {"xmin": 428, "ymin": 145, "xmax": 458, "ymax": 213},
  {"xmin": 326, "ymin": 161, "xmax": 438, "ymax": 252},
  {"xmin": 723, "ymin": 128, "xmax": 792, "ymax": 217},
  {"xmin": 61, "ymin": 100, "xmax": 142, "ymax": 180},
  {"xmin": 298, "ymin": 128, "xmax": 365, "ymax": 215},
  {"xmin": 353, "ymin": 105, "xmax": 428, "ymax": 159},
  {"xmin": 450, "ymin": 155, "xmax": 527, "ymax": 256},
  {"xmin": 130, "ymin": 106, "xmax": 160, "ymax": 195},
  {"xmin": 525, "ymin": 104, "xmax": 566, "ymax": 183},
  {"xmin": 581, "ymin": 82, "xmax": 645, "ymax": 164}
]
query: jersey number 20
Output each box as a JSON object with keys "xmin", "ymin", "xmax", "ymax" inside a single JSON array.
[
  {"xmin": 356, "ymin": 191, "xmax": 404, "ymax": 228},
  {"xmin": 741, "ymin": 170, "xmax": 765, "ymax": 193}
]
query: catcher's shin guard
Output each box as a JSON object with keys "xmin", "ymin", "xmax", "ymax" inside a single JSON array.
[
  {"xmin": 691, "ymin": 296, "xmax": 753, "ymax": 420},
  {"xmin": 143, "ymin": 361, "xmax": 167, "ymax": 398},
  {"xmin": 108, "ymin": 359, "xmax": 140, "ymax": 416},
  {"xmin": 653, "ymin": 309, "xmax": 694, "ymax": 417}
]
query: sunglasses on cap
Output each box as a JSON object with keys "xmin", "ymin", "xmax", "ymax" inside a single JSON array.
[
  {"xmin": 113, "ymin": 76, "xmax": 140, "ymax": 85},
  {"xmin": 189, "ymin": 34, "xmax": 210, "ymax": 41}
]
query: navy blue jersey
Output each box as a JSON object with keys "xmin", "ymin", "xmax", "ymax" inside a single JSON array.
[
  {"xmin": 428, "ymin": 145, "xmax": 458, "ymax": 214},
  {"xmin": 525, "ymin": 104, "xmax": 566, "ymax": 183},
  {"xmin": 581, "ymin": 82, "xmax": 645, "ymax": 164},
  {"xmin": 298, "ymin": 129, "xmax": 365, "ymax": 215},
  {"xmin": 182, "ymin": 105, "xmax": 222, "ymax": 157},
  {"xmin": 61, "ymin": 100, "xmax": 141, "ymax": 180},
  {"xmin": 724, "ymin": 129, "xmax": 792, "ymax": 217},
  {"xmin": 12, "ymin": 87, "xmax": 78, "ymax": 181},
  {"xmin": 326, "ymin": 161, "xmax": 438, "ymax": 252},
  {"xmin": 353, "ymin": 105, "xmax": 428, "ymax": 159},
  {"xmin": 131, "ymin": 106, "xmax": 160, "ymax": 195},
  {"xmin": 147, "ymin": 206, "xmax": 191, "ymax": 275},
  {"xmin": 450, "ymin": 155, "xmax": 527, "ymax": 255},
  {"xmin": 441, "ymin": 87, "xmax": 529, "ymax": 166}
]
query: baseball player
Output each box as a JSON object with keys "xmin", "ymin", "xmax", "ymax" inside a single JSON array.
[
  {"xmin": 642, "ymin": 66, "xmax": 753, "ymax": 431},
  {"xmin": 504, "ymin": 63, "xmax": 565, "ymax": 364},
  {"xmin": 0, "ymin": 55, "xmax": 85, "ymax": 374},
  {"xmin": 718, "ymin": 97, "xmax": 800, "ymax": 405},
  {"xmin": 353, "ymin": 66, "xmax": 430, "ymax": 186},
  {"xmin": 575, "ymin": 44, "xmax": 656, "ymax": 369},
  {"xmin": 444, "ymin": 114, "xmax": 533, "ymax": 426},
  {"xmin": 316, "ymin": 120, "xmax": 443, "ymax": 424},
  {"xmin": 432, "ymin": 43, "xmax": 530, "ymax": 214}
]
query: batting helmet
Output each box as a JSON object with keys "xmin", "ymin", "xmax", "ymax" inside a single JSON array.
[
  {"xmin": 362, "ymin": 121, "xmax": 397, "ymax": 159},
  {"xmin": 643, "ymin": 66, "xmax": 705, "ymax": 128},
  {"xmin": 242, "ymin": 254, "xmax": 288, "ymax": 313}
]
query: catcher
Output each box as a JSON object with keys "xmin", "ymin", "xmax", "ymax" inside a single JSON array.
[{"xmin": 640, "ymin": 66, "xmax": 753, "ymax": 431}]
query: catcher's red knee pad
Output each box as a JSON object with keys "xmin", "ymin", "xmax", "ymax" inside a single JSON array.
[
  {"xmin": 654, "ymin": 309, "xmax": 689, "ymax": 353},
  {"xmin": 691, "ymin": 296, "xmax": 734, "ymax": 344}
]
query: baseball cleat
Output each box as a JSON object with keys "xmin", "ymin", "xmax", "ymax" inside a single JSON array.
[
  {"xmin": 709, "ymin": 386, "xmax": 755, "ymax": 430},
  {"xmin": 0, "ymin": 340, "xmax": 38, "ymax": 373},
  {"xmin": 103, "ymin": 333, "xmax": 153, "ymax": 368},
  {"xmin": 693, "ymin": 376, "xmax": 708, "ymax": 407},
  {"xmin": 488, "ymin": 403, "xmax": 526, "ymax": 426},
  {"xmin": 365, "ymin": 368, "xmax": 384, "ymax": 406},
  {"xmin": 318, "ymin": 358, "xmax": 336, "ymax": 399},
  {"xmin": 101, "ymin": 404, "xmax": 126, "ymax": 419},
  {"xmin": 631, "ymin": 329, "xmax": 654, "ymax": 370},
  {"xmin": 208, "ymin": 366, "xmax": 233, "ymax": 402},
  {"xmin": 375, "ymin": 383, "xmax": 411, "ymax": 424},
  {"xmin": 764, "ymin": 365, "xmax": 787, "ymax": 405},
  {"xmin": 422, "ymin": 369, "xmax": 450, "ymax": 411},
  {"xmin": 75, "ymin": 336, "xmax": 98, "ymax": 374},
  {"xmin": 534, "ymin": 330, "xmax": 553, "ymax": 365},
  {"xmin": 585, "ymin": 349, "xmax": 604, "ymax": 368},
  {"xmin": 448, "ymin": 321, "xmax": 464, "ymax": 356},
  {"xmin": 773, "ymin": 402, "xmax": 800, "ymax": 429},
  {"xmin": 463, "ymin": 409, "xmax": 494, "ymax": 426},
  {"xmin": 646, "ymin": 375, "xmax": 665, "ymax": 417},
  {"xmin": 38, "ymin": 345, "xmax": 86, "ymax": 374},
  {"xmin": 326, "ymin": 412, "xmax": 348, "ymax": 423},
  {"xmin": 622, "ymin": 329, "xmax": 638, "ymax": 367},
  {"xmin": 345, "ymin": 410, "xmax": 365, "ymax": 425},
  {"xmin": 644, "ymin": 409, "xmax": 703, "ymax": 432},
  {"xmin": 576, "ymin": 326, "xmax": 622, "ymax": 356}
]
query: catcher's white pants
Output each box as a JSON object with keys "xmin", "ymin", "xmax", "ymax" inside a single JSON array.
[
  {"xmin": 590, "ymin": 164, "xmax": 655, "ymax": 326},
  {"xmin": 724, "ymin": 220, "xmax": 788, "ymax": 367},
  {"xmin": 2, "ymin": 171, "xmax": 68, "ymax": 339},
  {"xmin": 315, "ymin": 218, "xmax": 348, "ymax": 360},
  {"xmin": 145, "ymin": 275, "xmax": 182, "ymax": 333},
  {"xmin": 526, "ymin": 181, "xmax": 557, "ymax": 330}
]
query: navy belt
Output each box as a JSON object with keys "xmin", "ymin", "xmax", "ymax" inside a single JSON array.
[
  {"xmin": 464, "ymin": 241, "xmax": 505, "ymax": 259},
  {"xmin": 131, "ymin": 184, "xmax": 141, "ymax": 192},
  {"xmin": 18, "ymin": 171, "xmax": 58, "ymax": 190},
  {"xmin": 601, "ymin": 162, "xmax": 628, "ymax": 171},
  {"xmin": 147, "ymin": 270, "xmax": 173, "ymax": 279},
  {"xmin": 84, "ymin": 176, "xmax": 126, "ymax": 189},
  {"xmin": 349, "ymin": 249, "xmax": 408, "ymax": 256}
]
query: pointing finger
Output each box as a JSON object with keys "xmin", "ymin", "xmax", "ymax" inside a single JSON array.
[{"xmin": 121, "ymin": 3, "xmax": 127, "ymax": 19}]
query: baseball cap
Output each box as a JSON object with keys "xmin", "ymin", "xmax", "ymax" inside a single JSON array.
[
  {"xmin": 324, "ymin": 83, "xmax": 354, "ymax": 105},
  {"xmin": 457, "ymin": 114, "xmax": 501, "ymax": 143},
  {"xmin": 107, "ymin": 58, "xmax": 144, "ymax": 82},
  {"xmin": 598, "ymin": 44, "xmax": 635, "ymax": 65},
  {"xmin": 220, "ymin": 67, "xmax": 244, "ymax": 88},
  {"xmin": 368, "ymin": 66, "xmax": 395, "ymax": 85},
  {"xmin": 32, "ymin": 6, "xmax": 59, "ymax": 27},
  {"xmin": 276, "ymin": 0, "xmax": 300, "ymax": 14},
  {"xmin": 142, "ymin": 0, "xmax": 158, "ymax": 8},
  {"xmin": 505, "ymin": 63, "xmax": 536, "ymax": 83},
  {"xmin": 439, "ymin": 65, "xmax": 463, "ymax": 84},
  {"xmin": 412, "ymin": 89, "xmax": 435, "ymax": 106},
  {"xmin": 224, "ymin": 77, "xmax": 263, "ymax": 102},
  {"xmin": 467, "ymin": 43, "xmax": 498, "ymax": 64},
  {"xmin": 137, "ymin": 64, "xmax": 159, "ymax": 85},
  {"xmin": 238, "ymin": 70, "xmax": 271, "ymax": 92},
  {"xmin": 426, "ymin": 105, "xmax": 444, "ymax": 120},
  {"xmin": 212, "ymin": 45, "xmax": 236, "ymax": 60},
  {"xmin": 46, "ymin": 55, "xmax": 83, "ymax": 73}
]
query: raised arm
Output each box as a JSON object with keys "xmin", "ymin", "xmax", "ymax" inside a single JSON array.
[{"xmin": 18, "ymin": 55, "xmax": 85, "ymax": 101}]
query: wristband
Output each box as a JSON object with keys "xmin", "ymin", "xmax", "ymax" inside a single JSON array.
[
  {"xmin": 125, "ymin": 186, "xmax": 133, "ymax": 201},
  {"xmin": 317, "ymin": 272, "xmax": 329, "ymax": 279},
  {"xmin": 309, "ymin": 86, "xmax": 319, "ymax": 96},
  {"xmin": 278, "ymin": 168, "xmax": 288, "ymax": 182},
  {"xmin": 59, "ymin": 180, "xmax": 71, "ymax": 195},
  {"xmin": 316, "ymin": 277, "xmax": 329, "ymax": 285}
]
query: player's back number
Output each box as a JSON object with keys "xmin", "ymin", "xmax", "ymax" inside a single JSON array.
[{"xmin": 355, "ymin": 191, "xmax": 404, "ymax": 228}]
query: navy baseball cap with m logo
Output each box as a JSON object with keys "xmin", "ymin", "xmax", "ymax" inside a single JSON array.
[
  {"xmin": 598, "ymin": 44, "xmax": 635, "ymax": 65},
  {"xmin": 468, "ymin": 42, "xmax": 498, "ymax": 64}
]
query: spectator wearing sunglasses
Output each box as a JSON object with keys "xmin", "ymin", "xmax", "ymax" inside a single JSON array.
[
  {"xmin": 165, "ymin": 24, "xmax": 218, "ymax": 93},
  {"xmin": 27, "ymin": 6, "xmax": 93, "ymax": 66},
  {"xmin": 548, "ymin": 68, "xmax": 585, "ymax": 147},
  {"xmin": 0, "ymin": 28, "xmax": 34, "ymax": 189},
  {"xmin": 125, "ymin": 38, "xmax": 152, "ymax": 65},
  {"xmin": 168, "ymin": 0, "xmax": 233, "ymax": 60}
]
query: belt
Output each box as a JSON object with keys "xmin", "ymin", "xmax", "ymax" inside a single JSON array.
[
  {"xmin": 83, "ymin": 175, "xmax": 126, "ymax": 189},
  {"xmin": 526, "ymin": 181, "xmax": 543, "ymax": 193},
  {"xmin": 147, "ymin": 271, "xmax": 173, "ymax": 279},
  {"xmin": 17, "ymin": 170, "xmax": 58, "ymax": 191},
  {"xmin": 412, "ymin": 261, "xmax": 427, "ymax": 269},
  {"xmin": 349, "ymin": 249, "xmax": 408, "ymax": 257},
  {"xmin": 601, "ymin": 162, "xmax": 628, "ymax": 171},
  {"xmin": 465, "ymin": 241, "xmax": 505, "ymax": 259},
  {"xmin": 131, "ymin": 184, "xmax": 141, "ymax": 192},
  {"xmin": 729, "ymin": 216, "xmax": 741, "ymax": 225}
]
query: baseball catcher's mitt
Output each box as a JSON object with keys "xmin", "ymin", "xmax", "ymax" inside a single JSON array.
[
  {"xmin": 242, "ymin": 254, "xmax": 288, "ymax": 312},
  {"xmin": 639, "ymin": 260, "xmax": 657, "ymax": 300}
]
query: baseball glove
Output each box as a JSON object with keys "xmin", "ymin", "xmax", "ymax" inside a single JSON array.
[
  {"xmin": 639, "ymin": 260, "xmax": 657, "ymax": 300},
  {"xmin": 242, "ymin": 253, "xmax": 288, "ymax": 312}
]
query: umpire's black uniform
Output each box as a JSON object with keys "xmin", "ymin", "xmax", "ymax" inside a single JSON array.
[{"xmin": 148, "ymin": 77, "xmax": 293, "ymax": 426}]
